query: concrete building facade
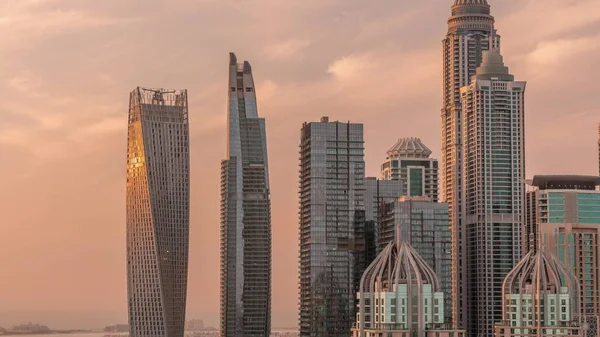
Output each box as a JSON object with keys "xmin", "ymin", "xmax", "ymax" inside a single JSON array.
[
  {"xmin": 495, "ymin": 248, "xmax": 581, "ymax": 337},
  {"xmin": 440, "ymin": 0, "xmax": 501, "ymax": 331},
  {"xmin": 525, "ymin": 175, "xmax": 600, "ymax": 337},
  {"xmin": 381, "ymin": 138, "xmax": 438, "ymax": 202},
  {"xmin": 459, "ymin": 50, "xmax": 526, "ymax": 336},
  {"xmin": 353, "ymin": 235, "xmax": 464, "ymax": 337}
]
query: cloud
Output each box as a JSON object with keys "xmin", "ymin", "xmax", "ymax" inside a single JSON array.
[
  {"xmin": 501, "ymin": 0, "xmax": 600, "ymax": 52},
  {"xmin": 257, "ymin": 79, "xmax": 279, "ymax": 103},
  {"xmin": 0, "ymin": 0, "xmax": 598, "ymax": 329},
  {"xmin": 327, "ymin": 53, "xmax": 373, "ymax": 79},
  {"xmin": 527, "ymin": 36, "xmax": 600, "ymax": 68},
  {"xmin": 0, "ymin": 4, "xmax": 139, "ymax": 50},
  {"xmin": 264, "ymin": 38, "xmax": 311, "ymax": 61},
  {"xmin": 9, "ymin": 71, "xmax": 42, "ymax": 92}
]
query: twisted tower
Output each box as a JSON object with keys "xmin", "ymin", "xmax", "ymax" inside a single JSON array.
[{"xmin": 126, "ymin": 87, "xmax": 190, "ymax": 337}]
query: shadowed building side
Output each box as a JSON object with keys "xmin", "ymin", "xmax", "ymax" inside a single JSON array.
[
  {"xmin": 220, "ymin": 53, "xmax": 272, "ymax": 337},
  {"xmin": 299, "ymin": 117, "xmax": 366, "ymax": 337},
  {"xmin": 126, "ymin": 87, "xmax": 190, "ymax": 337}
]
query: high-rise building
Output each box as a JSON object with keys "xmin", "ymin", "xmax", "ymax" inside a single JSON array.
[
  {"xmin": 220, "ymin": 53, "xmax": 272, "ymax": 337},
  {"xmin": 441, "ymin": 0, "xmax": 500, "ymax": 330},
  {"xmin": 299, "ymin": 116, "xmax": 366, "ymax": 337},
  {"xmin": 377, "ymin": 196, "xmax": 453, "ymax": 322},
  {"xmin": 495, "ymin": 248, "xmax": 581, "ymax": 337},
  {"xmin": 126, "ymin": 87, "xmax": 190, "ymax": 337},
  {"xmin": 365, "ymin": 177, "xmax": 402, "ymax": 259},
  {"xmin": 459, "ymin": 50, "xmax": 526, "ymax": 336},
  {"xmin": 525, "ymin": 175, "xmax": 600, "ymax": 337},
  {"xmin": 352, "ymin": 235, "xmax": 465, "ymax": 337},
  {"xmin": 381, "ymin": 138, "xmax": 438, "ymax": 202},
  {"xmin": 185, "ymin": 320, "xmax": 204, "ymax": 331}
]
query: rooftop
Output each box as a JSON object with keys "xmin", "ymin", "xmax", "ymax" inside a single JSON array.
[
  {"xmin": 531, "ymin": 175, "xmax": 600, "ymax": 190},
  {"xmin": 475, "ymin": 51, "xmax": 514, "ymax": 81},
  {"xmin": 451, "ymin": 0, "xmax": 491, "ymax": 16},
  {"xmin": 387, "ymin": 137, "xmax": 432, "ymax": 159}
]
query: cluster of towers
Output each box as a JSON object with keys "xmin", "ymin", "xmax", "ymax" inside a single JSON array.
[
  {"xmin": 123, "ymin": 1, "xmax": 599, "ymax": 337},
  {"xmin": 125, "ymin": 55, "xmax": 273, "ymax": 337}
]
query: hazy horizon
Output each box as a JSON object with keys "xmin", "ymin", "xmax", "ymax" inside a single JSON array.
[{"xmin": 1, "ymin": 0, "xmax": 599, "ymax": 331}]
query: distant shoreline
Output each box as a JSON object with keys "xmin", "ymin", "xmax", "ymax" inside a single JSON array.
[{"xmin": 1, "ymin": 331, "xmax": 94, "ymax": 336}]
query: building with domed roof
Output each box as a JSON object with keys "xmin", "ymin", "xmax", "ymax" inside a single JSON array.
[
  {"xmin": 440, "ymin": 1, "xmax": 502, "ymax": 330},
  {"xmin": 352, "ymin": 228, "xmax": 464, "ymax": 337},
  {"xmin": 376, "ymin": 196, "xmax": 453, "ymax": 322},
  {"xmin": 381, "ymin": 137, "xmax": 438, "ymax": 202},
  {"xmin": 494, "ymin": 248, "xmax": 582, "ymax": 337}
]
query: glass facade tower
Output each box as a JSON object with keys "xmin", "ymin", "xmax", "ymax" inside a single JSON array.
[
  {"xmin": 126, "ymin": 87, "xmax": 190, "ymax": 337},
  {"xmin": 377, "ymin": 197, "xmax": 453, "ymax": 322},
  {"xmin": 299, "ymin": 117, "xmax": 366, "ymax": 337},
  {"xmin": 220, "ymin": 53, "xmax": 272, "ymax": 337}
]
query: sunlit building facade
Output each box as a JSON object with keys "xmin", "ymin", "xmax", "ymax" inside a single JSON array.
[
  {"xmin": 126, "ymin": 87, "xmax": 190, "ymax": 337},
  {"xmin": 460, "ymin": 50, "xmax": 526, "ymax": 337},
  {"xmin": 440, "ymin": 0, "xmax": 500, "ymax": 331},
  {"xmin": 299, "ymin": 117, "xmax": 366, "ymax": 337},
  {"xmin": 220, "ymin": 53, "xmax": 272, "ymax": 337}
]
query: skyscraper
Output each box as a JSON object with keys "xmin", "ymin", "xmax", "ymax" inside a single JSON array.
[
  {"xmin": 126, "ymin": 87, "xmax": 190, "ymax": 337},
  {"xmin": 460, "ymin": 51, "xmax": 526, "ymax": 336},
  {"xmin": 525, "ymin": 175, "xmax": 600, "ymax": 337},
  {"xmin": 381, "ymin": 138, "xmax": 438, "ymax": 202},
  {"xmin": 299, "ymin": 117, "xmax": 366, "ymax": 337},
  {"xmin": 364, "ymin": 177, "xmax": 402, "ymax": 258},
  {"xmin": 441, "ymin": 0, "xmax": 500, "ymax": 329},
  {"xmin": 220, "ymin": 53, "xmax": 272, "ymax": 337},
  {"xmin": 377, "ymin": 196, "xmax": 453, "ymax": 321},
  {"xmin": 495, "ymin": 248, "xmax": 581, "ymax": 337}
]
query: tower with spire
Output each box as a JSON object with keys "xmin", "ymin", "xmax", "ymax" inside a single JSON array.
[
  {"xmin": 459, "ymin": 49, "xmax": 526, "ymax": 337},
  {"xmin": 441, "ymin": 0, "xmax": 503, "ymax": 334}
]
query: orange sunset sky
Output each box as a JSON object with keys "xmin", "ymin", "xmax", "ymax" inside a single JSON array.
[{"xmin": 0, "ymin": 0, "xmax": 599, "ymax": 329}]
